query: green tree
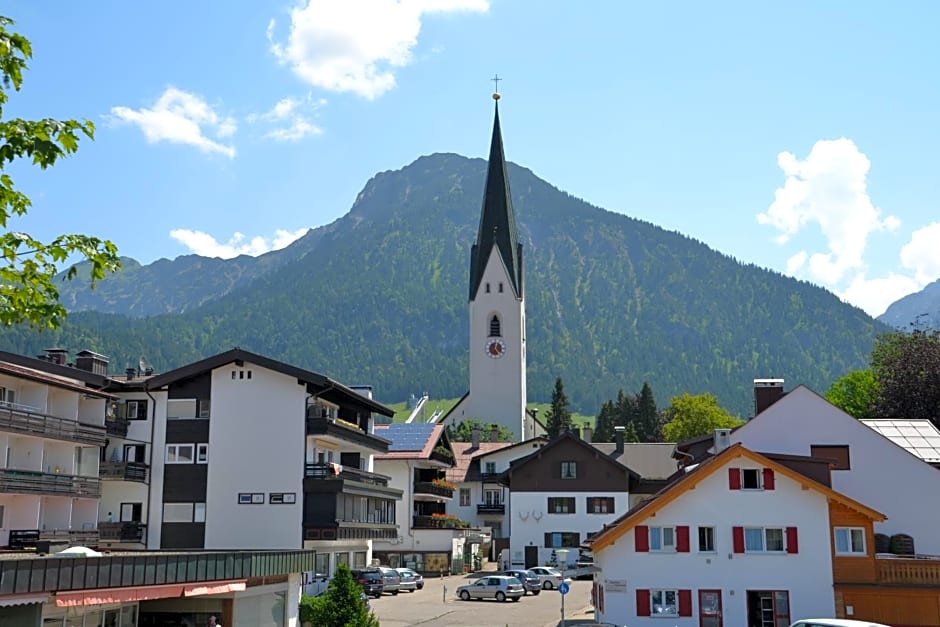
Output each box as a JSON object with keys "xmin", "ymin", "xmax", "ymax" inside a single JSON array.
[
  {"xmin": 544, "ymin": 376, "xmax": 573, "ymax": 438},
  {"xmin": 0, "ymin": 16, "xmax": 120, "ymax": 329},
  {"xmin": 871, "ymin": 329, "xmax": 940, "ymax": 425},
  {"xmin": 300, "ymin": 563, "xmax": 378, "ymax": 627},
  {"xmin": 662, "ymin": 393, "xmax": 745, "ymax": 442},
  {"xmin": 825, "ymin": 369, "xmax": 878, "ymax": 419},
  {"xmin": 635, "ymin": 381, "xmax": 661, "ymax": 442},
  {"xmin": 593, "ymin": 399, "xmax": 616, "ymax": 442},
  {"xmin": 446, "ymin": 418, "xmax": 514, "ymax": 442}
]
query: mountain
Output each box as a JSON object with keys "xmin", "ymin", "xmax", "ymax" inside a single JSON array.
[
  {"xmin": 1, "ymin": 153, "xmax": 889, "ymax": 416},
  {"xmin": 877, "ymin": 279, "xmax": 940, "ymax": 331}
]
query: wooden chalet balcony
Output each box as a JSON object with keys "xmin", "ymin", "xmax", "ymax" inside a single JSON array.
[
  {"xmin": 304, "ymin": 463, "xmax": 390, "ymax": 487},
  {"xmin": 0, "ymin": 468, "xmax": 101, "ymax": 498},
  {"xmin": 413, "ymin": 481, "xmax": 454, "ymax": 499},
  {"xmin": 0, "ymin": 402, "xmax": 106, "ymax": 446},
  {"xmin": 105, "ymin": 417, "xmax": 129, "ymax": 437},
  {"xmin": 98, "ymin": 521, "xmax": 146, "ymax": 543},
  {"xmin": 99, "ymin": 461, "xmax": 148, "ymax": 483},
  {"xmin": 477, "ymin": 502, "xmax": 505, "ymax": 514},
  {"xmin": 877, "ymin": 556, "xmax": 940, "ymax": 586}
]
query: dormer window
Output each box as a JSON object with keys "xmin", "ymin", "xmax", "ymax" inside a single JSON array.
[{"xmin": 489, "ymin": 315, "xmax": 501, "ymax": 337}]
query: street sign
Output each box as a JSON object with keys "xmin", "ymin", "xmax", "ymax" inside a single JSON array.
[{"xmin": 558, "ymin": 582, "xmax": 570, "ymax": 595}]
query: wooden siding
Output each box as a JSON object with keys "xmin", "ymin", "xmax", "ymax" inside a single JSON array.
[
  {"xmin": 836, "ymin": 586, "xmax": 940, "ymax": 627},
  {"xmin": 829, "ymin": 501, "xmax": 877, "ymax": 584},
  {"xmin": 508, "ymin": 436, "xmax": 628, "ymax": 492},
  {"xmin": 878, "ymin": 558, "xmax": 940, "ymax": 586}
]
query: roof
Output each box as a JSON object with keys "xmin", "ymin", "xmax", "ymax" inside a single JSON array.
[
  {"xmin": 469, "ymin": 102, "xmax": 523, "ymax": 300},
  {"xmin": 476, "ymin": 436, "xmax": 547, "ymax": 459},
  {"xmin": 861, "ymin": 419, "xmax": 940, "ymax": 463},
  {"xmin": 446, "ymin": 441, "xmax": 514, "ymax": 483},
  {"xmin": 507, "ymin": 430, "xmax": 639, "ymax": 481},
  {"xmin": 585, "ymin": 443, "xmax": 886, "ymax": 553},
  {"xmin": 144, "ymin": 348, "xmax": 393, "ymax": 416},
  {"xmin": 0, "ymin": 361, "xmax": 117, "ymax": 399},
  {"xmin": 592, "ymin": 442, "xmax": 679, "ymax": 479},
  {"xmin": 374, "ymin": 423, "xmax": 450, "ymax": 461}
]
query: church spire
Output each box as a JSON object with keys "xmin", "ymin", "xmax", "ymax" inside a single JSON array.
[{"xmin": 469, "ymin": 92, "xmax": 523, "ymax": 300}]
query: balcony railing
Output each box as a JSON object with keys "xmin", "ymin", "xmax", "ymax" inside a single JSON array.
[
  {"xmin": 0, "ymin": 468, "xmax": 101, "ymax": 498},
  {"xmin": 413, "ymin": 515, "xmax": 469, "ymax": 530},
  {"xmin": 8, "ymin": 528, "xmax": 100, "ymax": 550},
  {"xmin": 876, "ymin": 555, "xmax": 940, "ymax": 586},
  {"xmin": 304, "ymin": 463, "xmax": 390, "ymax": 487},
  {"xmin": 105, "ymin": 417, "xmax": 129, "ymax": 438},
  {"xmin": 477, "ymin": 503, "xmax": 505, "ymax": 514},
  {"xmin": 99, "ymin": 461, "xmax": 148, "ymax": 483},
  {"xmin": 414, "ymin": 481, "xmax": 454, "ymax": 499},
  {"xmin": 0, "ymin": 402, "xmax": 106, "ymax": 446},
  {"xmin": 98, "ymin": 521, "xmax": 146, "ymax": 543}
]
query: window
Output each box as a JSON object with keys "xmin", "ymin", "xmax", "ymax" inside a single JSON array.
[
  {"xmin": 335, "ymin": 552, "xmax": 349, "ymax": 568},
  {"xmin": 587, "ymin": 497, "xmax": 614, "ymax": 514},
  {"xmin": 238, "ymin": 492, "xmax": 265, "ymax": 504},
  {"xmin": 165, "ymin": 444, "xmax": 194, "ymax": 464},
  {"xmin": 484, "ymin": 489, "xmax": 501, "ymax": 505},
  {"xmin": 353, "ymin": 551, "xmax": 367, "ymax": 569},
  {"xmin": 489, "ymin": 315, "xmax": 501, "ymax": 337},
  {"xmin": 0, "ymin": 387, "xmax": 15, "ymax": 406},
  {"xmin": 196, "ymin": 443, "xmax": 209, "ymax": 464},
  {"xmin": 698, "ymin": 526, "xmax": 715, "ymax": 552},
  {"xmin": 485, "ymin": 283, "xmax": 491, "ymax": 294},
  {"xmin": 163, "ymin": 503, "xmax": 193, "ymax": 523},
  {"xmin": 193, "ymin": 503, "xmax": 206, "ymax": 523},
  {"xmin": 484, "ymin": 461, "xmax": 496, "ymax": 474},
  {"xmin": 459, "ymin": 489, "xmax": 471, "ymax": 507},
  {"xmin": 198, "ymin": 399, "xmax": 211, "ymax": 418},
  {"xmin": 167, "ymin": 399, "xmax": 197, "ymax": 419},
  {"xmin": 270, "ymin": 492, "xmax": 297, "ymax": 504},
  {"xmin": 742, "ymin": 468, "xmax": 762, "ymax": 489},
  {"xmin": 745, "ymin": 527, "xmax": 785, "ymax": 552},
  {"xmin": 560, "ymin": 461, "xmax": 577, "ymax": 479},
  {"xmin": 811, "ymin": 445, "xmax": 851, "ymax": 470},
  {"xmin": 651, "ymin": 589, "xmax": 678, "ymax": 616},
  {"xmin": 126, "ymin": 400, "xmax": 147, "ymax": 420},
  {"xmin": 649, "ymin": 527, "xmax": 675, "ymax": 552},
  {"xmin": 543, "ymin": 532, "xmax": 580, "ymax": 548},
  {"xmin": 835, "ymin": 527, "xmax": 866, "ymax": 555},
  {"xmin": 316, "ymin": 553, "xmax": 330, "ymax": 575},
  {"xmin": 498, "ymin": 282, "xmax": 504, "ymax": 293},
  {"xmin": 547, "ymin": 497, "xmax": 576, "ymax": 514}
]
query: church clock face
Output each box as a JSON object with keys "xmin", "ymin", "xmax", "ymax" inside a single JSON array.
[{"xmin": 485, "ymin": 337, "xmax": 507, "ymax": 359}]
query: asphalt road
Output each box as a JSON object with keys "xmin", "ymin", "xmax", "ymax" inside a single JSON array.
[{"xmin": 371, "ymin": 574, "xmax": 595, "ymax": 627}]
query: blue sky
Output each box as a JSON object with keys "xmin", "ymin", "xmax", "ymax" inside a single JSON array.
[{"xmin": 5, "ymin": 1, "xmax": 940, "ymax": 317}]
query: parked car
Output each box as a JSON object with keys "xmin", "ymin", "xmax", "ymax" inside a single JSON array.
[
  {"xmin": 395, "ymin": 567, "xmax": 424, "ymax": 590},
  {"xmin": 528, "ymin": 566, "xmax": 563, "ymax": 590},
  {"xmin": 501, "ymin": 569, "xmax": 541, "ymax": 596},
  {"xmin": 789, "ymin": 621, "xmax": 892, "ymax": 627},
  {"xmin": 351, "ymin": 569, "xmax": 384, "ymax": 598},
  {"xmin": 456, "ymin": 575, "xmax": 525, "ymax": 602},
  {"xmin": 377, "ymin": 566, "xmax": 402, "ymax": 595},
  {"xmin": 396, "ymin": 569, "xmax": 419, "ymax": 592}
]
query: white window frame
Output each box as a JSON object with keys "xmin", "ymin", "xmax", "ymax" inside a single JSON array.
[
  {"xmin": 194, "ymin": 503, "xmax": 206, "ymax": 523},
  {"xmin": 484, "ymin": 461, "xmax": 496, "ymax": 474},
  {"xmin": 198, "ymin": 399, "xmax": 211, "ymax": 418},
  {"xmin": 459, "ymin": 488, "xmax": 471, "ymax": 507},
  {"xmin": 697, "ymin": 526, "xmax": 716, "ymax": 552},
  {"xmin": 651, "ymin": 589, "xmax": 678, "ymax": 616},
  {"xmin": 560, "ymin": 461, "xmax": 577, "ymax": 479},
  {"xmin": 165, "ymin": 444, "xmax": 195, "ymax": 464},
  {"xmin": 126, "ymin": 400, "xmax": 142, "ymax": 420},
  {"xmin": 196, "ymin": 443, "xmax": 209, "ymax": 464},
  {"xmin": 649, "ymin": 526, "xmax": 676, "ymax": 552},
  {"xmin": 744, "ymin": 526, "xmax": 785, "ymax": 553},
  {"xmin": 834, "ymin": 527, "xmax": 866, "ymax": 555},
  {"xmin": 741, "ymin": 468, "xmax": 763, "ymax": 490}
]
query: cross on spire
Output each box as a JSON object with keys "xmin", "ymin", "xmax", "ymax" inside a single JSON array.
[{"xmin": 491, "ymin": 74, "xmax": 502, "ymax": 93}]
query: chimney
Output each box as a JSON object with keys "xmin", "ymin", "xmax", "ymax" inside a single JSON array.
[
  {"xmin": 471, "ymin": 425, "xmax": 481, "ymax": 449},
  {"xmin": 125, "ymin": 367, "xmax": 135, "ymax": 381},
  {"xmin": 714, "ymin": 428, "xmax": 732, "ymax": 453},
  {"xmin": 489, "ymin": 424, "xmax": 498, "ymax": 442},
  {"xmin": 572, "ymin": 426, "xmax": 581, "ymax": 439},
  {"xmin": 75, "ymin": 350, "xmax": 109, "ymax": 375},
  {"xmin": 583, "ymin": 423, "xmax": 593, "ymax": 443},
  {"xmin": 753, "ymin": 379, "xmax": 785, "ymax": 416},
  {"xmin": 45, "ymin": 348, "xmax": 68, "ymax": 366},
  {"xmin": 614, "ymin": 426, "xmax": 625, "ymax": 455}
]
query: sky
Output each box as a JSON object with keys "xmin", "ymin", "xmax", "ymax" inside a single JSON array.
[{"xmin": 5, "ymin": 1, "xmax": 940, "ymax": 318}]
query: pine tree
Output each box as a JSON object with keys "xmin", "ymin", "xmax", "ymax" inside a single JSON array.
[
  {"xmin": 636, "ymin": 382, "xmax": 661, "ymax": 442},
  {"xmin": 593, "ymin": 400, "xmax": 616, "ymax": 442},
  {"xmin": 303, "ymin": 563, "xmax": 379, "ymax": 627},
  {"xmin": 544, "ymin": 377, "xmax": 573, "ymax": 438}
]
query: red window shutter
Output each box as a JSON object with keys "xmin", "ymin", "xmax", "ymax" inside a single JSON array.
[
  {"xmin": 786, "ymin": 527, "xmax": 799, "ymax": 554},
  {"xmin": 733, "ymin": 526, "xmax": 745, "ymax": 553},
  {"xmin": 728, "ymin": 468, "xmax": 741, "ymax": 490},
  {"xmin": 635, "ymin": 525, "xmax": 650, "ymax": 552},
  {"xmin": 676, "ymin": 526, "xmax": 690, "ymax": 552},
  {"xmin": 636, "ymin": 589, "xmax": 651, "ymax": 616},
  {"xmin": 763, "ymin": 468, "xmax": 775, "ymax": 490},
  {"xmin": 678, "ymin": 589, "xmax": 693, "ymax": 617}
]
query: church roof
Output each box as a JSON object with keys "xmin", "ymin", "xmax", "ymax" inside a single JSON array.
[{"xmin": 469, "ymin": 102, "xmax": 523, "ymax": 300}]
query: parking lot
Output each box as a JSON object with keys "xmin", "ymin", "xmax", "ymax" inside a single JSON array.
[{"xmin": 370, "ymin": 573, "xmax": 595, "ymax": 627}]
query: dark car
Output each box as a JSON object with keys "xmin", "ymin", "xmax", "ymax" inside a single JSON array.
[
  {"xmin": 502, "ymin": 569, "xmax": 541, "ymax": 595},
  {"xmin": 351, "ymin": 569, "xmax": 385, "ymax": 598}
]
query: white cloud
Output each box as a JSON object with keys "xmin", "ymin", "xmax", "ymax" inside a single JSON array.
[
  {"xmin": 170, "ymin": 227, "xmax": 310, "ymax": 259},
  {"xmin": 249, "ymin": 94, "xmax": 326, "ymax": 142},
  {"xmin": 900, "ymin": 222, "xmax": 940, "ymax": 285},
  {"xmin": 838, "ymin": 273, "xmax": 924, "ymax": 318},
  {"xmin": 111, "ymin": 87, "xmax": 237, "ymax": 158},
  {"xmin": 267, "ymin": 0, "xmax": 489, "ymax": 99},
  {"xmin": 265, "ymin": 118, "xmax": 322, "ymax": 141},
  {"xmin": 757, "ymin": 138, "xmax": 899, "ymax": 287}
]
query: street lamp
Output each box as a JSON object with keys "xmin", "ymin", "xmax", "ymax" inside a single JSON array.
[{"xmin": 556, "ymin": 548, "xmax": 570, "ymax": 627}]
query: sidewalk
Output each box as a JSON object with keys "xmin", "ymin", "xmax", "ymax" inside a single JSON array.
[{"xmin": 540, "ymin": 604, "xmax": 596, "ymax": 627}]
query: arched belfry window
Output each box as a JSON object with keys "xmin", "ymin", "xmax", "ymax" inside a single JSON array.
[
  {"xmin": 489, "ymin": 315, "xmax": 502, "ymax": 337},
  {"xmin": 498, "ymin": 282, "xmax": 504, "ymax": 293},
  {"xmin": 485, "ymin": 283, "xmax": 491, "ymax": 294}
]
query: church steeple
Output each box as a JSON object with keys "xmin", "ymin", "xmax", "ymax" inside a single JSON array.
[{"xmin": 469, "ymin": 98, "xmax": 523, "ymax": 301}]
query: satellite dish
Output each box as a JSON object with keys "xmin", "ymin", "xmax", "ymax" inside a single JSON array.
[{"xmin": 139, "ymin": 356, "xmax": 150, "ymax": 373}]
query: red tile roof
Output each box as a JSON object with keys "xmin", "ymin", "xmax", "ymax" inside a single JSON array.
[{"xmin": 446, "ymin": 441, "xmax": 513, "ymax": 483}]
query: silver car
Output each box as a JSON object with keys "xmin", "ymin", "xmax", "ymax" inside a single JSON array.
[
  {"xmin": 527, "ymin": 566, "xmax": 563, "ymax": 590},
  {"xmin": 395, "ymin": 567, "xmax": 424, "ymax": 590},
  {"xmin": 395, "ymin": 569, "xmax": 419, "ymax": 592},
  {"xmin": 456, "ymin": 575, "xmax": 525, "ymax": 602}
]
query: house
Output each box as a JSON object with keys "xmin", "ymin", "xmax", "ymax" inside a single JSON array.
[
  {"xmin": 372, "ymin": 422, "xmax": 477, "ymax": 573},
  {"xmin": 676, "ymin": 380, "xmax": 940, "ymax": 555},
  {"xmin": 585, "ymin": 442, "xmax": 886, "ymax": 626},
  {"xmin": 445, "ymin": 425, "xmax": 514, "ymax": 542}
]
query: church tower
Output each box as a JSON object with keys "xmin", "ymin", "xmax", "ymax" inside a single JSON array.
[{"xmin": 461, "ymin": 92, "xmax": 529, "ymax": 441}]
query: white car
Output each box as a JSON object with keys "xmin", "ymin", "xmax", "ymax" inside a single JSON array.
[
  {"xmin": 790, "ymin": 620, "xmax": 892, "ymax": 627},
  {"xmin": 527, "ymin": 566, "xmax": 563, "ymax": 590},
  {"xmin": 455, "ymin": 575, "xmax": 525, "ymax": 602}
]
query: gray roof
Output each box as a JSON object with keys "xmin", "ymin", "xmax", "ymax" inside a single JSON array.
[
  {"xmin": 380, "ymin": 422, "xmax": 438, "ymax": 452},
  {"xmin": 591, "ymin": 442, "xmax": 679, "ymax": 479},
  {"xmin": 861, "ymin": 419, "xmax": 940, "ymax": 463}
]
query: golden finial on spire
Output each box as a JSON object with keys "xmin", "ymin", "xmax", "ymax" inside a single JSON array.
[{"xmin": 491, "ymin": 74, "xmax": 502, "ymax": 100}]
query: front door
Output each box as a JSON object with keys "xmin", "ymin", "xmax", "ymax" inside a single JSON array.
[
  {"xmin": 524, "ymin": 545, "xmax": 539, "ymax": 569},
  {"xmin": 699, "ymin": 589, "xmax": 722, "ymax": 627}
]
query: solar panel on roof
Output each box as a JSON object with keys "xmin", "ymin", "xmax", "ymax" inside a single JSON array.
[{"xmin": 383, "ymin": 422, "xmax": 437, "ymax": 451}]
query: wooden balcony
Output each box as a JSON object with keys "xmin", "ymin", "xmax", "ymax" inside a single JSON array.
[
  {"xmin": 477, "ymin": 503, "xmax": 505, "ymax": 514},
  {"xmin": 98, "ymin": 521, "xmax": 146, "ymax": 543},
  {"xmin": 305, "ymin": 417, "xmax": 391, "ymax": 453},
  {"xmin": 105, "ymin": 417, "xmax": 129, "ymax": 437},
  {"xmin": 413, "ymin": 481, "xmax": 454, "ymax": 499},
  {"xmin": 100, "ymin": 461, "xmax": 148, "ymax": 483},
  {"xmin": 0, "ymin": 468, "xmax": 101, "ymax": 498},
  {"xmin": 877, "ymin": 556, "xmax": 940, "ymax": 586},
  {"xmin": 0, "ymin": 403, "xmax": 106, "ymax": 446}
]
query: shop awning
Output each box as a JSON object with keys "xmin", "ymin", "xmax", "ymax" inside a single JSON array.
[
  {"xmin": 183, "ymin": 580, "xmax": 246, "ymax": 597},
  {"xmin": 55, "ymin": 579, "xmax": 248, "ymax": 607},
  {"xmin": 0, "ymin": 593, "xmax": 49, "ymax": 607}
]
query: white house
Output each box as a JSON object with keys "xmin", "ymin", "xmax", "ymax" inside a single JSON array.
[{"xmin": 586, "ymin": 443, "xmax": 885, "ymax": 626}]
